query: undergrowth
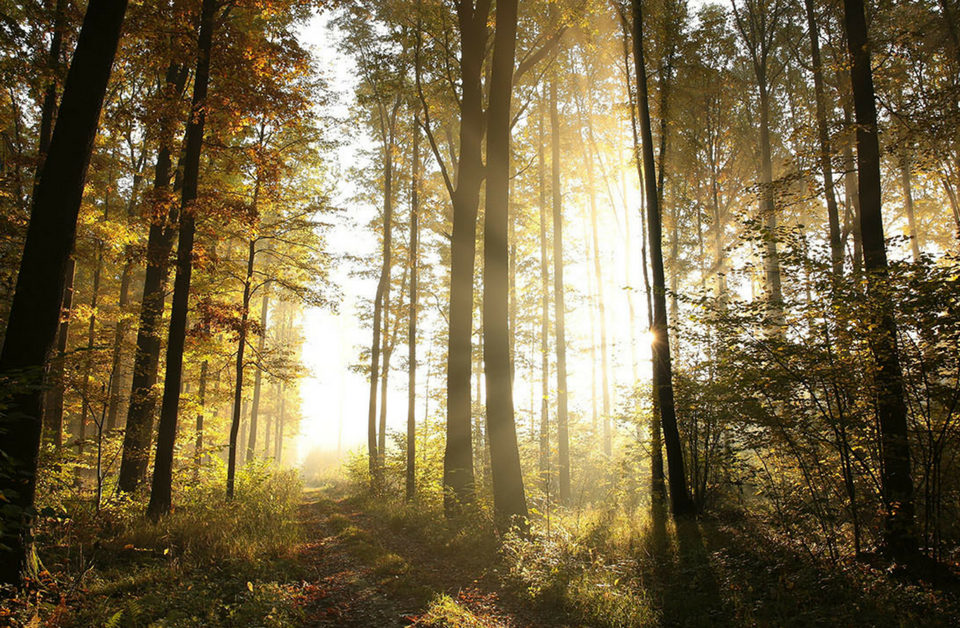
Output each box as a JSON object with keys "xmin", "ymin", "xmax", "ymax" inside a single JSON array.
[{"xmin": 1, "ymin": 464, "xmax": 306, "ymax": 627}]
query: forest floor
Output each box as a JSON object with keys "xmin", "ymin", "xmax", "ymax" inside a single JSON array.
[
  {"xmin": 291, "ymin": 484, "xmax": 567, "ymax": 626},
  {"xmin": 6, "ymin": 477, "xmax": 960, "ymax": 626}
]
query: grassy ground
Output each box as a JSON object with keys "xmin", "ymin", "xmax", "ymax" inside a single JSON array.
[{"xmin": 4, "ymin": 474, "xmax": 960, "ymax": 626}]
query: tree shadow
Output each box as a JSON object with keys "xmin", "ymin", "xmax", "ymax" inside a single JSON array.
[{"xmin": 644, "ymin": 501, "xmax": 727, "ymax": 626}]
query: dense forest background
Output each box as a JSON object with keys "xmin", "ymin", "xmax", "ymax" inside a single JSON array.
[{"xmin": 3, "ymin": 0, "xmax": 960, "ymax": 624}]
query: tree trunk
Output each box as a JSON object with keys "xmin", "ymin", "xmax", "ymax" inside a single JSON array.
[
  {"xmin": 804, "ymin": 0, "xmax": 843, "ymax": 277},
  {"xmin": 899, "ymin": 149, "xmax": 921, "ymax": 261},
  {"xmin": 550, "ymin": 76, "xmax": 571, "ymax": 504},
  {"xmin": 117, "ymin": 61, "xmax": 188, "ymax": 493},
  {"xmin": 483, "ymin": 0, "xmax": 527, "ymax": 526},
  {"xmin": 106, "ymin": 168, "xmax": 144, "ymax": 430},
  {"xmin": 246, "ymin": 288, "xmax": 268, "ymax": 463},
  {"xmin": 79, "ymin": 215, "xmax": 106, "ymax": 454},
  {"xmin": 842, "ymin": 0, "xmax": 917, "ymax": 560},
  {"xmin": 147, "ymin": 0, "xmax": 217, "ymax": 518},
  {"xmin": 229, "ymin": 238, "xmax": 256, "ymax": 496},
  {"xmin": 633, "ymin": 0, "xmax": 693, "ymax": 517},
  {"xmin": 444, "ymin": 0, "xmax": 489, "ymax": 515},
  {"xmin": 43, "ymin": 257, "xmax": 74, "ymax": 449},
  {"xmin": 537, "ymin": 93, "xmax": 550, "ymax": 489},
  {"xmin": 33, "ymin": 0, "xmax": 68, "ymax": 192},
  {"xmin": 406, "ymin": 112, "xmax": 420, "ymax": 502},
  {"xmin": 195, "ymin": 359, "xmax": 207, "ymax": 472},
  {"xmin": 0, "ymin": 0, "xmax": 128, "ymax": 585}
]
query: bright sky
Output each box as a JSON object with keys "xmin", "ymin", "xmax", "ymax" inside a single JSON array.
[{"xmin": 293, "ymin": 11, "xmax": 656, "ymax": 463}]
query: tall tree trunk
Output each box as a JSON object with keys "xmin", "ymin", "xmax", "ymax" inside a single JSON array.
[
  {"xmin": 804, "ymin": 0, "xmax": 843, "ymax": 277},
  {"xmin": 484, "ymin": 0, "xmax": 527, "ymax": 526},
  {"xmin": 33, "ymin": 0, "xmax": 68, "ymax": 190},
  {"xmin": 43, "ymin": 257, "xmax": 74, "ymax": 449},
  {"xmin": 229, "ymin": 238, "xmax": 256, "ymax": 496},
  {"xmin": 550, "ymin": 76, "xmax": 571, "ymax": 504},
  {"xmin": 899, "ymin": 149, "xmax": 921, "ymax": 261},
  {"xmin": 246, "ymin": 288, "xmax": 268, "ymax": 463},
  {"xmin": 195, "ymin": 359, "xmax": 207, "ymax": 472},
  {"xmin": 585, "ymin": 132, "xmax": 612, "ymax": 456},
  {"xmin": 106, "ymin": 167, "xmax": 144, "ymax": 430},
  {"xmin": 406, "ymin": 112, "xmax": 420, "ymax": 502},
  {"xmin": 758, "ymin": 78, "xmax": 783, "ymax": 319},
  {"xmin": 537, "ymin": 94, "xmax": 550, "ymax": 488},
  {"xmin": 0, "ymin": 0, "xmax": 128, "ymax": 585},
  {"xmin": 620, "ymin": 16, "xmax": 665, "ymax": 498},
  {"xmin": 79, "ymin": 212, "xmax": 106, "ymax": 454},
  {"xmin": 117, "ymin": 61, "xmax": 188, "ymax": 493},
  {"xmin": 633, "ymin": 0, "xmax": 693, "ymax": 517},
  {"xmin": 842, "ymin": 0, "xmax": 917, "ymax": 560},
  {"xmin": 444, "ymin": 0, "xmax": 490, "ymax": 515},
  {"xmin": 147, "ymin": 0, "xmax": 217, "ymax": 518}
]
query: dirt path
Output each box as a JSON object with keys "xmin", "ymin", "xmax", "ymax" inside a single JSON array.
[{"xmin": 291, "ymin": 486, "xmax": 564, "ymax": 627}]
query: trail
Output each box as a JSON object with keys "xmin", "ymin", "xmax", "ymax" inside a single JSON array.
[{"xmin": 291, "ymin": 485, "xmax": 564, "ymax": 627}]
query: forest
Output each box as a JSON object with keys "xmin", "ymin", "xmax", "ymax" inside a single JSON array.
[{"xmin": 2, "ymin": 0, "xmax": 960, "ymax": 624}]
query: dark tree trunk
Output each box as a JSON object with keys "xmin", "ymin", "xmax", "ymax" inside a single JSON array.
[
  {"xmin": 406, "ymin": 112, "xmax": 420, "ymax": 502},
  {"xmin": 0, "ymin": 0, "xmax": 128, "ymax": 585},
  {"xmin": 33, "ymin": 0, "xmax": 68, "ymax": 190},
  {"xmin": 483, "ymin": 0, "xmax": 527, "ymax": 526},
  {"xmin": 549, "ymin": 77, "xmax": 571, "ymax": 504},
  {"xmin": 444, "ymin": 0, "xmax": 490, "ymax": 515},
  {"xmin": 106, "ymin": 168, "xmax": 144, "ymax": 430},
  {"xmin": 195, "ymin": 359, "xmax": 207, "ymax": 472},
  {"xmin": 842, "ymin": 0, "xmax": 917, "ymax": 560},
  {"xmin": 147, "ymin": 0, "xmax": 217, "ymax": 518},
  {"xmin": 633, "ymin": 0, "xmax": 693, "ymax": 517},
  {"xmin": 43, "ymin": 257, "xmax": 74, "ymax": 449},
  {"xmin": 804, "ymin": 0, "xmax": 843, "ymax": 277},
  {"xmin": 246, "ymin": 289, "xmax": 268, "ymax": 463},
  {"xmin": 117, "ymin": 61, "xmax": 188, "ymax": 493},
  {"xmin": 229, "ymin": 238, "xmax": 256, "ymax": 497}
]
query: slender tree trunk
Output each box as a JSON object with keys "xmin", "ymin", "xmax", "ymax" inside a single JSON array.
[
  {"xmin": 444, "ymin": 0, "xmax": 489, "ymax": 515},
  {"xmin": 406, "ymin": 112, "xmax": 420, "ymax": 502},
  {"xmin": 106, "ymin": 168, "xmax": 143, "ymax": 430},
  {"xmin": 899, "ymin": 149, "xmax": 921, "ymax": 261},
  {"xmin": 804, "ymin": 0, "xmax": 843, "ymax": 276},
  {"xmin": 537, "ymin": 94, "xmax": 550, "ymax": 488},
  {"xmin": 0, "ymin": 0, "xmax": 128, "ymax": 585},
  {"xmin": 842, "ymin": 0, "xmax": 917, "ymax": 560},
  {"xmin": 195, "ymin": 359, "xmax": 207, "ymax": 472},
  {"xmin": 117, "ymin": 61, "xmax": 188, "ymax": 493},
  {"xmin": 229, "ymin": 238, "xmax": 256, "ymax": 496},
  {"xmin": 33, "ymin": 0, "xmax": 67, "ymax": 190},
  {"xmin": 79, "ymin": 217, "xmax": 106, "ymax": 454},
  {"xmin": 483, "ymin": 0, "xmax": 527, "ymax": 526},
  {"xmin": 43, "ymin": 257, "xmax": 74, "ymax": 449},
  {"xmin": 550, "ymin": 76, "xmax": 571, "ymax": 504},
  {"xmin": 633, "ymin": 0, "xmax": 693, "ymax": 516},
  {"xmin": 246, "ymin": 289, "xmax": 268, "ymax": 463},
  {"xmin": 758, "ymin": 80, "xmax": 783, "ymax": 320},
  {"xmin": 147, "ymin": 0, "xmax": 217, "ymax": 518}
]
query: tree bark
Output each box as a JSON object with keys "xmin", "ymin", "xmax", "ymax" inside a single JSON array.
[
  {"xmin": 246, "ymin": 288, "xmax": 268, "ymax": 463},
  {"xmin": 0, "ymin": 0, "xmax": 128, "ymax": 585},
  {"xmin": 43, "ymin": 257, "xmax": 74, "ymax": 449},
  {"xmin": 842, "ymin": 0, "xmax": 917, "ymax": 560},
  {"xmin": 406, "ymin": 112, "xmax": 420, "ymax": 502},
  {"xmin": 537, "ymin": 93, "xmax": 550, "ymax": 489},
  {"xmin": 633, "ymin": 0, "xmax": 693, "ymax": 517},
  {"xmin": 117, "ymin": 61, "xmax": 188, "ymax": 493},
  {"xmin": 483, "ymin": 0, "xmax": 527, "ymax": 526},
  {"xmin": 444, "ymin": 0, "xmax": 490, "ymax": 515},
  {"xmin": 229, "ymin": 238, "xmax": 256, "ymax": 497},
  {"xmin": 804, "ymin": 0, "xmax": 843, "ymax": 277},
  {"xmin": 549, "ymin": 76, "xmax": 571, "ymax": 504},
  {"xmin": 147, "ymin": 0, "xmax": 217, "ymax": 518}
]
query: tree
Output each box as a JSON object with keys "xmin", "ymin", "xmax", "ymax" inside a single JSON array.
[
  {"xmin": 632, "ymin": 0, "xmax": 693, "ymax": 517},
  {"xmin": 842, "ymin": 0, "xmax": 917, "ymax": 561},
  {"xmin": 0, "ymin": 0, "xmax": 129, "ymax": 585},
  {"xmin": 147, "ymin": 0, "xmax": 218, "ymax": 518},
  {"xmin": 483, "ymin": 0, "xmax": 528, "ymax": 526}
]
